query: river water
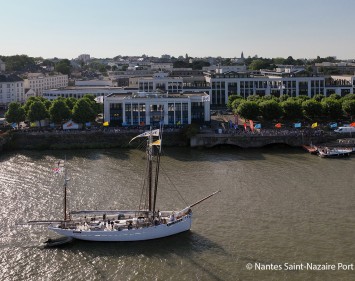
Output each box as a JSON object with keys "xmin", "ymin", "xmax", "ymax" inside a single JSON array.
[{"xmin": 0, "ymin": 147, "xmax": 354, "ymax": 281}]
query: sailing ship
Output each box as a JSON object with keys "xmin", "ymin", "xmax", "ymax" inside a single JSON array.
[{"xmin": 28, "ymin": 127, "xmax": 220, "ymax": 241}]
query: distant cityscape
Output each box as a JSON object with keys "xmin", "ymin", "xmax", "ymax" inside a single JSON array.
[{"xmin": 0, "ymin": 52, "xmax": 354, "ymax": 126}]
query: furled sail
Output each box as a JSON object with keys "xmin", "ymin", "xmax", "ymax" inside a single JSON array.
[{"xmin": 129, "ymin": 129, "xmax": 160, "ymax": 143}]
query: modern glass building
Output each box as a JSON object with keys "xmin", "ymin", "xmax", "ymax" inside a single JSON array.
[{"xmin": 104, "ymin": 91, "xmax": 210, "ymax": 126}]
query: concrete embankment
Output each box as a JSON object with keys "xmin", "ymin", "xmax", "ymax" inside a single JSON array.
[
  {"xmin": 3, "ymin": 130, "xmax": 188, "ymax": 151},
  {"xmin": 1, "ymin": 130, "xmax": 342, "ymax": 151},
  {"xmin": 190, "ymin": 133, "xmax": 339, "ymax": 148},
  {"xmin": 0, "ymin": 132, "xmax": 12, "ymax": 151}
]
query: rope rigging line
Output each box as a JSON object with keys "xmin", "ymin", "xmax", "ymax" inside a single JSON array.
[{"xmin": 159, "ymin": 160, "xmax": 188, "ymax": 206}]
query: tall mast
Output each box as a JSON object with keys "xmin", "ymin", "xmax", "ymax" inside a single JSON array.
[
  {"xmin": 62, "ymin": 158, "xmax": 69, "ymax": 221},
  {"xmin": 152, "ymin": 123, "xmax": 163, "ymax": 218},
  {"xmin": 147, "ymin": 128, "xmax": 153, "ymax": 212}
]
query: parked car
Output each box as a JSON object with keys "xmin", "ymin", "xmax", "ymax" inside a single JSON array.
[{"xmin": 334, "ymin": 127, "xmax": 355, "ymax": 133}]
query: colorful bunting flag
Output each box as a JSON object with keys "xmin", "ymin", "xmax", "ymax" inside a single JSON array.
[
  {"xmin": 103, "ymin": 121, "xmax": 109, "ymax": 126},
  {"xmin": 254, "ymin": 124, "xmax": 261, "ymax": 129},
  {"xmin": 249, "ymin": 120, "xmax": 254, "ymax": 132},
  {"xmin": 350, "ymin": 122, "xmax": 355, "ymax": 127},
  {"xmin": 275, "ymin": 123, "xmax": 282, "ymax": 128},
  {"xmin": 311, "ymin": 122, "xmax": 318, "ymax": 128},
  {"xmin": 330, "ymin": 123, "xmax": 337, "ymax": 128},
  {"xmin": 294, "ymin": 123, "xmax": 302, "ymax": 128}
]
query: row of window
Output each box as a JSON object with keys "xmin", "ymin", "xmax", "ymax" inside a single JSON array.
[
  {"xmin": 0, "ymin": 83, "xmax": 23, "ymax": 88},
  {"xmin": 121, "ymin": 103, "xmax": 189, "ymax": 112},
  {"xmin": 214, "ymin": 80, "xmax": 325, "ymax": 89}
]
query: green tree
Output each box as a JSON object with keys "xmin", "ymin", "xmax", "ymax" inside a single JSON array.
[
  {"xmin": 27, "ymin": 101, "xmax": 49, "ymax": 127},
  {"xmin": 342, "ymin": 99, "xmax": 355, "ymax": 120},
  {"xmin": 231, "ymin": 98, "xmax": 244, "ymax": 113},
  {"xmin": 279, "ymin": 94, "xmax": 290, "ymax": 102},
  {"xmin": 273, "ymin": 57, "xmax": 285, "ymax": 65},
  {"xmin": 247, "ymin": 94, "xmax": 262, "ymax": 102},
  {"xmin": 328, "ymin": 93, "xmax": 341, "ymax": 100},
  {"xmin": 302, "ymin": 99, "xmax": 322, "ymax": 120},
  {"xmin": 236, "ymin": 101, "xmax": 260, "ymax": 120},
  {"xmin": 261, "ymin": 95, "xmax": 279, "ymax": 102},
  {"xmin": 259, "ymin": 100, "xmax": 283, "ymax": 120},
  {"xmin": 313, "ymin": 94, "xmax": 325, "ymax": 102},
  {"xmin": 342, "ymin": 93, "xmax": 355, "ymax": 101},
  {"xmin": 55, "ymin": 59, "xmax": 71, "ymax": 75},
  {"xmin": 44, "ymin": 100, "xmax": 52, "ymax": 110},
  {"xmin": 1, "ymin": 55, "xmax": 37, "ymax": 71},
  {"xmin": 83, "ymin": 94, "xmax": 102, "ymax": 115},
  {"xmin": 227, "ymin": 95, "xmax": 242, "ymax": 109},
  {"xmin": 72, "ymin": 99, "xmax": 96, "ymax": 124},
  {"xmin": 295, "ymin": 95, "xmax": 310, "ymax": 102},
  {"xmin": 280, "ymin": 100, "xmax": 303, "ymax": 120},
  {"xmin": 49, "ymin": 99, "xmax": 71, "ymax": 124},
  {"xmin": 321, "ymin": 98, "xmax": 342, "ymax": 120},
  {"xmin": 23, "ymin": 97, "xmax": 42, "ymax": 115},
  {"xmin": 173, "ymin": 60, "xmax": 190, "ymax": 68},
  {"xmin": 4, "ymin": 102, "xmax": 26, "ymax": 127},
  {"xmin": 249, "ymin": 59, "xmax": 270, "ymax": 70},
  {"xmin": 65, "ymin": 97, "xmax": 77, "ymax": 110},
  {"xmin": 284, "ymin": 56, "xmax": 295, "ymax": 65},
  {"xmin": 191, "ymin": 60, "xmax": 210, "ymax": 70}
]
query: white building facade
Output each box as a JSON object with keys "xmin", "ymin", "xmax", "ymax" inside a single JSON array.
[
  {"xmin": 104, "ymin": 92, "xmax": 210, "ymax": 126},
  {"xmin": 138, "ymin": 72, "xmax": 183, "ymax": 93},
  {"xmin": 0, "ymin": 74, "xmax": 25, "ymax": 107},
  {"xmin": 24, "ymin": 73, "xmax": 68, "ymax": 96},
  {"xmin": 205, "ymin": 71, "xmax": 354, "ymax": 107},
  {"xmin": 43, "ymin": 87, "xmax": 133, "ymax": 100}
]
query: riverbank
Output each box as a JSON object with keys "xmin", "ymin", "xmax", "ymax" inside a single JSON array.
[
  {"xmin": 0, "ymin": 128, "xmax": 345, "ymax": 151},
  {"xmin": 2, "ymin": 130, "xmax": 188, "ymax": 151}
]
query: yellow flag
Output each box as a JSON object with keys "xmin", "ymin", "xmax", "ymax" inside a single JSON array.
[
  {"xmin": 311, "ymin": 122, "xmax": 318, "ymax": 128},
  {"xmin": 152, "ymin": 139, "xmax": 161, "ymax": 146},
  {"xmin": 103, "ymin": 121, "xmax": 109, "ymax": 126}
]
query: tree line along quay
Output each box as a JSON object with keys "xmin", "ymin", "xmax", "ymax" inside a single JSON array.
[
  {"xmin": 1, "ymin": 93, "xmax": 354, "ymax": 150},
  {"xmin": 4, "ymin": 93, "xmax": 355, "ymax": 128}
]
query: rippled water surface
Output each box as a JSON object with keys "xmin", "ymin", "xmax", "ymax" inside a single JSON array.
[{"xmin": 0, "ymin": 147, "xmax": 354, "ymax": 281}]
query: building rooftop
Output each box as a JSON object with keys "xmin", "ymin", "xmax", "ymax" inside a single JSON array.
[
  {"xmin": 107, "ymin": 91, "xmax": 208, "ymax": 99},
  {"xmin": 0, "ymin": 74, "xmax": 23, "ymax": 82}
]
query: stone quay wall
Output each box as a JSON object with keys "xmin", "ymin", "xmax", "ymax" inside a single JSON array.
[
  {"xmin": 3, "ymin": 130, "xmax": 188, "ymax": 151},
  {"xmin": 1, "ymin": 130, "xmax": 342, "ymax": 151},
  {"xmin": 190, "ymin": 133, "xmax": 338, "ymax": 148}
]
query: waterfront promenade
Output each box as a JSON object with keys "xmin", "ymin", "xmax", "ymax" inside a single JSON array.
[
  {"xmin": 191, "ymin": 128, "xmax": 337, "ymax": 148},
  {"xmin": 0, "ymin": 127, "xmax": 340, "ymax": 150}
]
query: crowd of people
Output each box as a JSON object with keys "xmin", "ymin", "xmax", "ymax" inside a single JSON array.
[{"xmin": 219, "ymin": 127, "xmax": 328, "ymax": 137}]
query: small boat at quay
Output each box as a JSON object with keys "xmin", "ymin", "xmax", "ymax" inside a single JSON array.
[
  {"xmin": 302, "ymin": 144, "xmax": 318, "ymax": 155},
  {"xmin": 318, "ymin": 147, "xmax": 352, "ymax": 158},
  {"xmin": 28, "ymin": 127, "xmax": 220, "ymax": 242}
]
